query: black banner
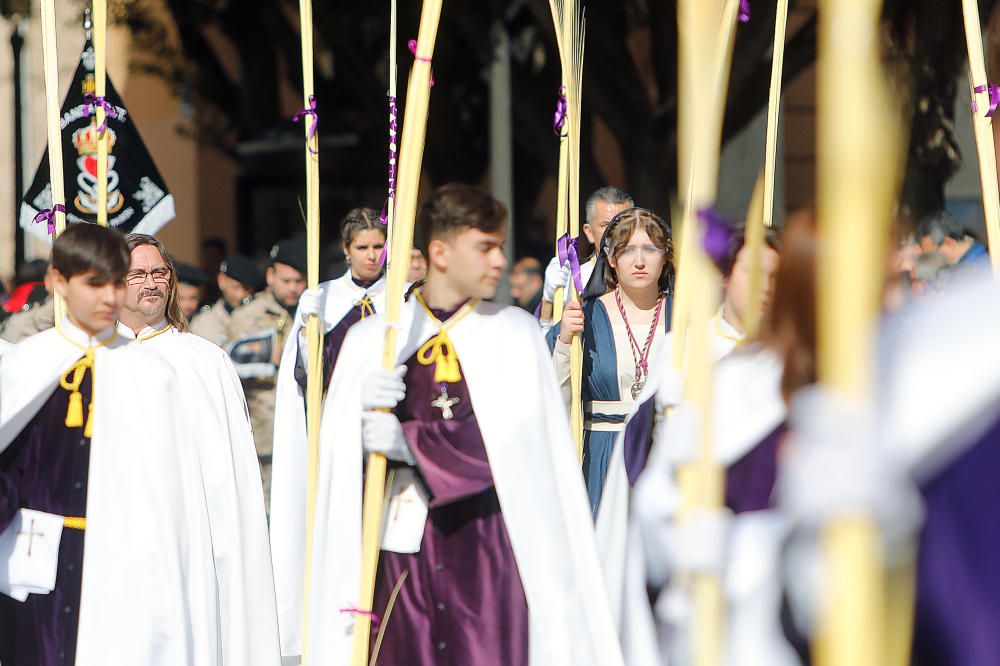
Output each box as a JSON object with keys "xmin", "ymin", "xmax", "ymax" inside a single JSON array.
[{"xmin": 19, "ymin": 38, "xmax": 175, "ymax": 241}]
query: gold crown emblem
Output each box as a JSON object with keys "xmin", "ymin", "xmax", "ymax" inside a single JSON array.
[{"xmin": 72, "ymin": 120, "xmax": 117, "ymax": 156}]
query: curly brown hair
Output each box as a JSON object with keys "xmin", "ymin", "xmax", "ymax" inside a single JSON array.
[{"xmin": 602, "ymin": 207, "xmax": 675, "ymax": 293}]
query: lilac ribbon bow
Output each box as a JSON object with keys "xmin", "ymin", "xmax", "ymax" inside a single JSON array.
[
  {"xmin": 82, "ymin": 93, "xmax": 118, "ymax": 133},
  {"xmin": 696, "ymin": 206, "xmax": 734, "ymax": 263},
  {"xmin": 973, "ymin": 84, "xmax": 1000, "ymax": 118},
  {"xmin": 556, "ymin": 233, "xmax": 585, "ymax": 295},
  {"xmin": 293, "ymin": 95, "xmax": 319, "ymax": 154},
  {"xmin": 553, "ymin": 86, "xmax": 568, "ymax": 136},
  {"xmin": 738, "ymin": 0, "xmax": 751, "ymax": 22},
  {"xmin": 378, "ymin": 95, "xmax": 399, "ymax": 265},
  {"xmin": 33, "ymin": 204, "xmax": 66, "ymax": 235},
  {"xmin": 408, "ymin": 40, "xmax": 435, "ymax": 87}
]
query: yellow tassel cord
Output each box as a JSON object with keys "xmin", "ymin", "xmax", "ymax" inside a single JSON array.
[
  {"xmin": 357, "ymin": 296, "xmax": 376, "ymax": 319},
  {"xmin": 136, "ymin": 324, "xmax": 174, "ymax": 343},
  {"xmin": 59, "ymin": 350, "xmax": 95, "ymax": 436},
  {"xmin": 56, "ymin": 328, "xmax": 117, "ymax": 438},
  {"xmin": 414, "ymin": 291, "xmax": 479, "ymax": 384}
]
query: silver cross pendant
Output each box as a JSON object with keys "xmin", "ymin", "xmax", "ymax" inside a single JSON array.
[{"xmin": 431, "ymin": 385, "xmax": 460, "ymax": 420}]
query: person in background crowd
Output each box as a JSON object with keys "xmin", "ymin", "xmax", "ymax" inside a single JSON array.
[
  {"xmin": 190, "ymin": 254, "xmax": 262, "ymax": 347},
  {"xmin": 175, "ymin": 262, "xmax": 209, "ymax": 322},
  {"xmin": 227, "ymin": 239, "xmax": 308, "ymax": 510},
  {"xmin": 409, "ymin": 247, "xmax": 429, "ymax": 282},
  {"xmin": 200, "ymin": 237, "xmax": 228, "ymax": 308},
  {"xmin": 915, "ymin": 209, "xmax": 990, "ymax": 277},
  {"xmin": 510, "ymin": 256, "xmax": 544, "ymax": 313}
]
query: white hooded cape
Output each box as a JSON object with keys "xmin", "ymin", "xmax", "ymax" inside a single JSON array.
[
  {"xmin": 269, "ymin": 271, "xmax": 390, "ymax": 656},
  {"xmin": 596, "ymin": 346, "xmax": 787, "ymax": 631},
  {"xmin": 117, "ymin": 320, "xmax": 281, "ymax": 665},
  {"xmin": 305, "ymin": 298, "xmax": 623, "ymax": 665},
  {"xmin": 0, "ymin": 321, "xmax": 221, "ymax": 664}
]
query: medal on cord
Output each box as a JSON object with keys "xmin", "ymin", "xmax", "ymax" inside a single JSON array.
[{"xmin": 614, "ymin": 288, "xmax": 664, "ymax": 399}]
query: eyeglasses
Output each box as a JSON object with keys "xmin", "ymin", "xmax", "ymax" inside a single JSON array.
[
  {"xmin": 617, "ymin": 244, "xmax": 667, "ymax": 260},
  {"xmin": 126, "ymin": 267, "xmax": 172, "ymax": 285}
]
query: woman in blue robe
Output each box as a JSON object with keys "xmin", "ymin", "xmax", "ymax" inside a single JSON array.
[{"xmin": 547, "ymin": 208, "xmax": 674, "ymax": 515}]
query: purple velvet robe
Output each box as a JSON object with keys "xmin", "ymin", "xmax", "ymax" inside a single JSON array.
[
  {"xmin": 724, "ymin": 423, "xmax": 785, "ymax": 513},
  {"xmin": 0, "ymin": 372, "xmax": 92, "ymax": 666},
  {"xmin": 911, "ymin": 414, "xmax": 1000, "ymax": 666},
  {"xmin": 622, "ymin": 396, "xmax": 784, "ymax": 514},
  {"xmin": 369, "ymin": 307, "xmax": 529, "ymax": 666},
  {"xmin": 295, "ymin": 278, "xmax": 376, "ymax": 393}
]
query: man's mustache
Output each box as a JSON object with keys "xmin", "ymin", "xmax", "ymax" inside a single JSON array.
[{"xmin": 139, "ymin": 287, "xmax": 164, "ymax": 300}]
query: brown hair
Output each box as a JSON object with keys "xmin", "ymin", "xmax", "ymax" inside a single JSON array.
[
  {"xmin": 52, "ymin": 223, "xmax": 130, "ymax": 283},
  {"xmin": 415, "ymin": 183, "xmax": 508, "ymax": 254},
  {"xmin": 603, "ymin": 207, "xmax": 675, "ymax": 293},
  {"xmin": 340, "ymin": 208, "xmax": 385, "ymax": 247},
  {"xmin": 124, "ymin": 233, "xmax": 189, "ymax": 332},
  {"xmin": 760, "ymin": 210, "xmax": 817, "ymax": 403},
  {"xmin": 719, "ymin": 225, "xmax": 783, "ymax": 278}
]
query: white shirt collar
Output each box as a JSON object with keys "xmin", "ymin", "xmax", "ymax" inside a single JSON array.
[
  {"xmin": 116, "ymin": 318, "xmax": 169, "ymax": 341},
  {"xmin": 60, "ymin": 317, "xmax": 118, "ymax": 348},
  {"xmin": 714, "ymin": 306, "xmax": 745, "ymax": 343}
]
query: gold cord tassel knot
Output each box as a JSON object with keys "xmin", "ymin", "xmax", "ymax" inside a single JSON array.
[
  {"xmin": 417, "ymin": 333, "xmax": 462, "ymax": 383},
  {"xmin": 60, "ymin": 349, "xmax": 95, "ymax": 434}
]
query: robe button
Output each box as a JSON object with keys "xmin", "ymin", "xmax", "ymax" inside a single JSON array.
[
  {"xmin": 74, "ymin": 481, "xmax": 82, "ymax": 490},
  {"xmin": 78, "ymin": 439, "xmax": 87, "ymax": 447},
  {"xmin": 437, "ymin": 641, "xmax": 447, "ymax": 651},
  {"xmin": 436, "ymin": 602, "xmax": 445, "ymax": 612},
  {"xmin": 63, "ymin": 605, "xmax": 72, "ymax": 614},
  {"xmin": 67, "ymin": 563, "xmax": 74, "ymax": 571},
  {"xmin": 435, "ymin": 564, "xmax": 445, "ymax": 572}
]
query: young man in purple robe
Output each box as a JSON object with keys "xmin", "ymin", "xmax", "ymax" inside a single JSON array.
[
  {"xmin": 0, "ymin": 224, "xmax": 220, "ymax": 665},
  {"xmin": 301, "ymin": 184, "xmax": 623, "ymax": 666}
]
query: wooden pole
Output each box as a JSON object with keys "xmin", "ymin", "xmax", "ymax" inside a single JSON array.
[
  {"xmin": 93, "ymin": 0, "xmax": 109, "ymax": 227},
  {"xmin": 671, "ymin": 0, "xmax": 741, "ymax": 370},
  {"xmin": 962, "ymin": 0, "xmax": 1000, "ymax": 275},
  {"xmin": 743, "ymin": 171, "xmax": 766, "ymax": 340},
  {"xmin": 674, "ymin": 2, "xmax": 741, "ymax": 664},
  {"xmin": 744, "ymin": 0, "xmax": 789, "ymax": 340},
  {"xmin": 814, "ymin": 0, "xmax": 898, "ymax": 664},
  {"xmin": 351, "ymin": 2, "xmax": 443, "ymax": 664},
  {"xmin": 298, "ymin": 0, "xmax": 322, "ymax": 661},
  {"xmin": 39, "ymin": 0, "xmax": 66, "ymax": 323}
]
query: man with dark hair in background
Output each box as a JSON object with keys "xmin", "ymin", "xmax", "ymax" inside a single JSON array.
[
  {"xmin": 916, "ymin": 209, "xmax": 990, "ymax": 277},
  {"xmin": 227, "ymin": 239, "xmax": 308, "ymax": 510},
  {"xmin": 510, "ymin": 256, "xmax": 544, "ymax": 313},
  {"xmin": 190, "ymin": 253, "xmax": 262, "ymax": 347}
]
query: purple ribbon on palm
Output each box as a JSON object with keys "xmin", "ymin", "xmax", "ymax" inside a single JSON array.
[
  {"xmin": 34, "ymin": 204, "xmax": 66, "ymax": 235},
  {"xmin": 82, "ymin": 93, "xmax": 118, "ymax": 134},
  {"xmin": 738, "ymin": 0, "xmax": 751, "ymax": 22},
  {"xmin": 293, "ymin": 95, "xmax": 319, "ymax": 154},
  {"xmin": 973, "ymin": 84, "xmax": 1000, "ymax": 118},
  {"xmin": 408, "ymin": 40, "xmax": 435, "ymax": 87},
  {"xmin": 556, "ymin": 233, "xmax": 585, "ymax": 295},
  {"xmin": 553, "ymin": 87, "xmax": 568, "ymax": 136},
  {"xmin": 696, "ymin": 206, "xmax": 735, "ymax": 263}
]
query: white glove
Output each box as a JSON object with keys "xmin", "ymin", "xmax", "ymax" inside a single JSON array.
[
  {"xmin": 543, "ymin": 258, "xmax": 571, "ymax": 302},
  {"xmin": 296, "ymin": 288, "xmax": 324, "ymax": 326},
  {"xmin": 362, "ymin": 411, "xmax": 416, "ymax": 465},
  {"xmin": 361, "ymin": 365, "xmax": 407, "ymax": 411}
]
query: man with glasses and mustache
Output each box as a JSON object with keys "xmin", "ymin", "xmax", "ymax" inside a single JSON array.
[{"xmin": 114, "ymin": 233, "xmax": 281, "ymax": 666}]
